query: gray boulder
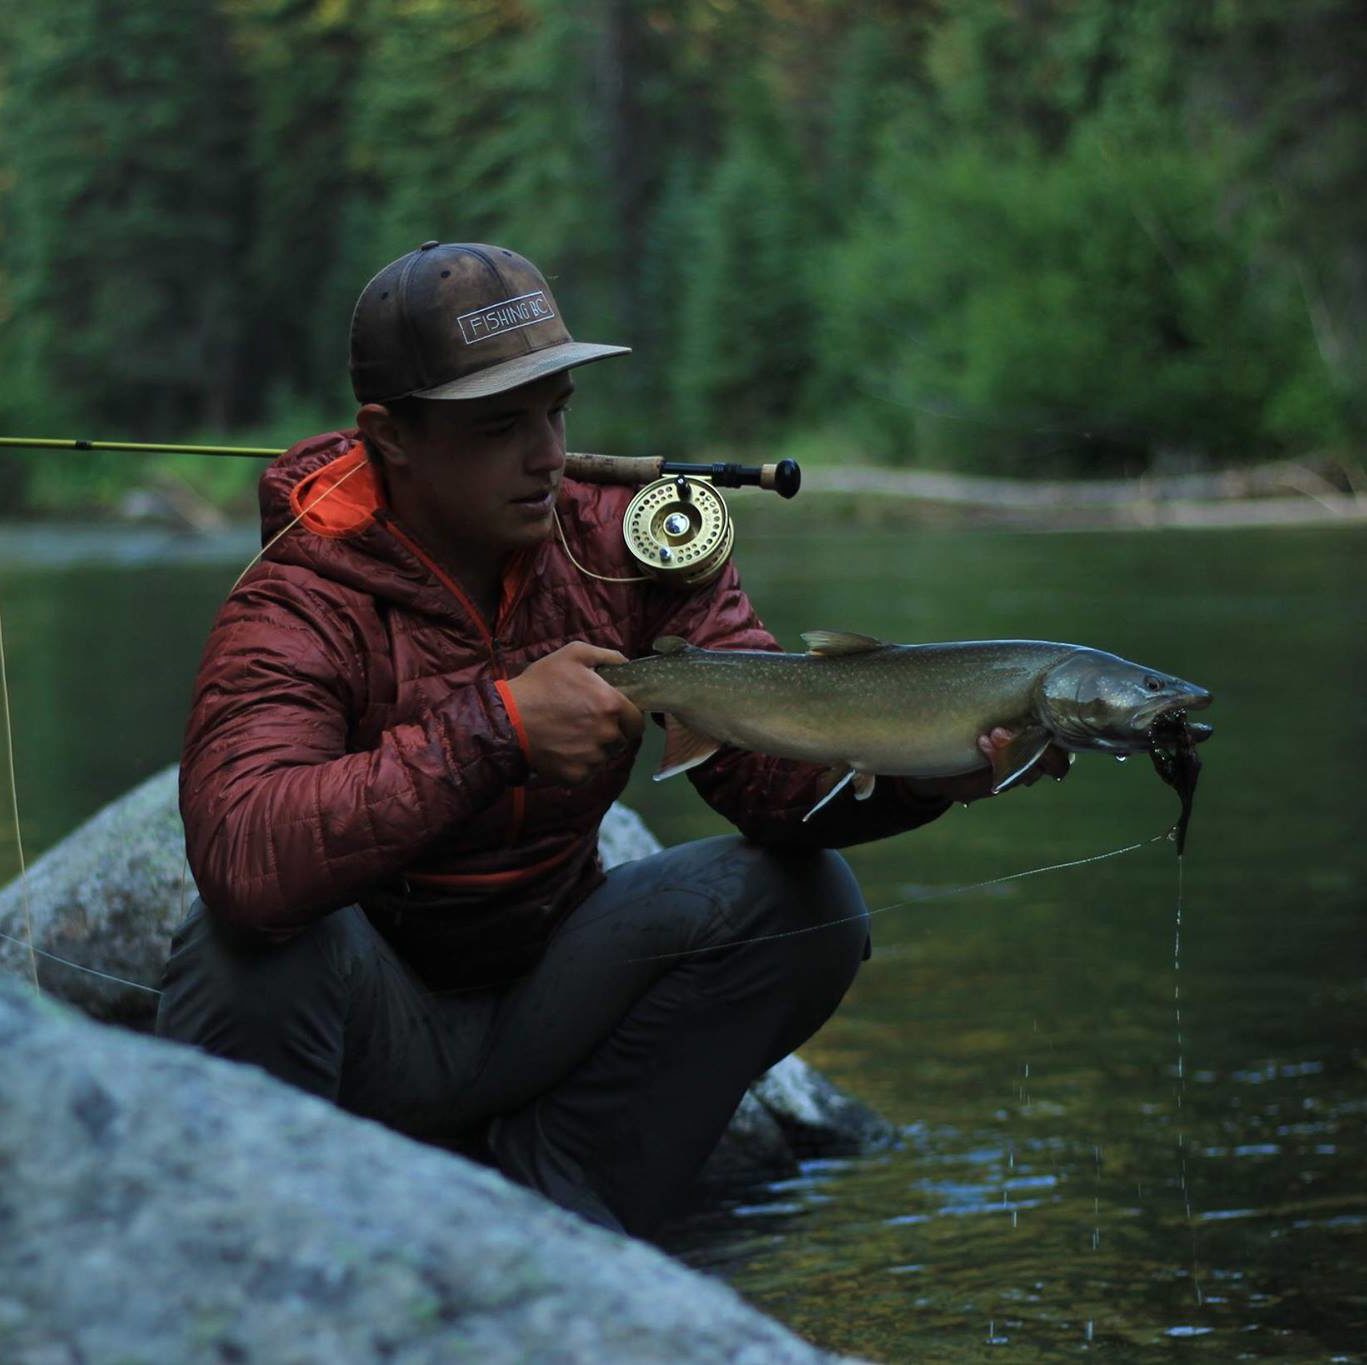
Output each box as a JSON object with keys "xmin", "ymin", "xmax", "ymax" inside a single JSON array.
[
  {"xmin": 0, "ymin": 977, "xmax": 862, "ymax": 1364},
  {"xmin": 0, "ymin": 764, "xmax": 185, "ymax": 1022},
  {"xmin": 0, "ymin": 766, "xmax": 896, "ymax": 1188}
]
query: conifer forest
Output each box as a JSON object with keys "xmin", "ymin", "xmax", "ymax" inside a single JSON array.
[{"xmin": 0, "ymin": 0, "xmax": 1363, "ymax": 509}]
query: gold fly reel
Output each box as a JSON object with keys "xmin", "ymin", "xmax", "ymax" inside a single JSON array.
[{"xmin": 623, "ymin": 475, "xmax": 734, "ymax": 588}]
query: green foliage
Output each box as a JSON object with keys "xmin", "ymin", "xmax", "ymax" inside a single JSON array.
[
  {"xmin": 221, "ymin": 0, "xmax": 368, "ymax": 406},
  {"xmin": 0, "ymin": 0, "xmax": 243, "ymax": 439},
  {"xmin": 816, "ymin": 126, "xmax": 1332, "ymax": 472},
  {"xmin": 675, "ymin": 83, "xmax": 816, "ymax": 445},
  {"xmin": 0, "ymin": 0, "xmax": 1361, "ymax": 512}
]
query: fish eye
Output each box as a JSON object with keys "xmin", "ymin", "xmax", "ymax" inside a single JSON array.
[{"xmin": 1143, "ymin": 675, "xmax": 1163, "ymax": 692}]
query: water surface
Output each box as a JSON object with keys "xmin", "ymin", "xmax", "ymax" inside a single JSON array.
[{"xmin": 0, "ymin": 515, "xmax": 1361, "ymax": 1361}]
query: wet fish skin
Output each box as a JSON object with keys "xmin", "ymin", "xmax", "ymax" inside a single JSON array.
[{"xmin": 599, "ymin": 631, "xmax": 1213, "ymax": 805}]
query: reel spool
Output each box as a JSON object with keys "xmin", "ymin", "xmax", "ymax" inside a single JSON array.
[{"xmin": 623, "ymin": 475, "xmax": 735, "ymax": 588}]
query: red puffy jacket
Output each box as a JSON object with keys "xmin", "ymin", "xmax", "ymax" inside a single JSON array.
[{"xmin": 181, "ymin": 432, "xmax": 948, "ymax": 979}]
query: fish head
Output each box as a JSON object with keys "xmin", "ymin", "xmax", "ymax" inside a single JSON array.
[{"xmin": 1037, "ymin": 649, "xmax": 1212, "ymax": 754}]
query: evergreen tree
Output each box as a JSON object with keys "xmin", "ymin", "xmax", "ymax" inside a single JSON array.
[
  {"xmin": 0, "ymin": 0, "xmax": 244, "ymax": 439},
  {"xmin": 222, "ymin": 0, "xmax": 368, "ymax": 417},
  {"xmin": 675, "ymin": 80, "xmax": 815, "ymax": 447}
]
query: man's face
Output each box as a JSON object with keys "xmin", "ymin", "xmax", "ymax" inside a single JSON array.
[{"xmin": 373, "ymin": 372, "xmax": 575, "ymax": 565}]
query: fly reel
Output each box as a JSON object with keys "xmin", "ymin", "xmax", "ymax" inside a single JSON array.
[{"xmin": 623, "ymin": 475, "xmax": 734, "ymax": 588}]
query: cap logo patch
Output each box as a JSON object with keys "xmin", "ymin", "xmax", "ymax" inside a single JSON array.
[{"xmin": 457, "ymin": 291, "xmax": 555, "ymax": 345}]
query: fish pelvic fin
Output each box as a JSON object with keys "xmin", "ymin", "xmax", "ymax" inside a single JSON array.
[
  {"xmin": 988, "ymin": 726, "xmax": 1052, "ymax": 794},
  {"xmin": 653, "ymin": 715, "xmax": 722, "ymax": 781},
  {"xmin": 801, "ymin": 630, "xmax": 885, "ymax": 657},
  {"xmin": 801, "ymin": 767, "xmax": 877, "ymax": 822}
]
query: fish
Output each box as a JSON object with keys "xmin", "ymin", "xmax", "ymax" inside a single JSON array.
[{"xmin": 599, "ymin": 631, "xmax": 1213, "ymax": 837}]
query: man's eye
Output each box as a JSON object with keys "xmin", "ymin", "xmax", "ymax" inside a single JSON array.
[{"xmin": 478, "ymin": 419, "xmax": 517, "ymax": 436}]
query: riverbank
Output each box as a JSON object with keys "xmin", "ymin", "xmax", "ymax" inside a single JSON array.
[
  {"xmin": 800, "ymin": 455, "xmax": 1367, "ymax": 531},
  {"xmin": 5, "ymin": 449, "xmax": 1362, "ymax": 535}
]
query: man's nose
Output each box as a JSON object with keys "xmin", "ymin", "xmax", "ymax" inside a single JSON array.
[{"xmin": 525, "ymin": 413, "xmax": 566, "ymax": 471}]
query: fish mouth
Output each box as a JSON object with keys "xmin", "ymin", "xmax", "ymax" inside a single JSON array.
[{"xmin": 1134, "ymin": 685, "xmax": 1212, "ymax": 733}]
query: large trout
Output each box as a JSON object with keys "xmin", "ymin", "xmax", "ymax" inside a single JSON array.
[{"xmin": 599, "ymin": 632, "xmax": 1213, "ymax": 847}]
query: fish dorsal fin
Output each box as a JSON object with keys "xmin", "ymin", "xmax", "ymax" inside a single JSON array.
[
  {"xmin": 653, "ymin": 716, "xmax": 721, "ymax": 781},
  {"xmin": 651, "ymin": 635, "xmax": 690, "ymax": 656},
  {"xmin": 801, "ymin": 630, "xmax": 885, "ymax": 657}
]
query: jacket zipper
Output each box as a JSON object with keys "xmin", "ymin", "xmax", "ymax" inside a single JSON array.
[{"xmin": 379, "ymin": 514, "xmax": 528, "ymax": 848}]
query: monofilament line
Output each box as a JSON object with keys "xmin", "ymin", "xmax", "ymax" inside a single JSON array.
[
  {"xmin": 0, "ymin": 929, "xmax": 161, "ymax": 995},
  {"xmin": 0, "ymin": 460, "xmax": 369, "ymax": 1001},
  {"xmin": 553, "ymin": 507, "xmax": 651, "ymax": 584},
  {"xmin": 625, "ymin": 831, "xmax": 1168, "ymax": 964},
  {"xmin": 0, "ymin": 602, "xmax": 39, "ymax": 991},
  {"xmin": 230, "ymin": 456, "xmax": 369, "ymax": 592},
  {"xmin": 1174, "ymin": 853, "xmax": 1204, "ymax": 1306}
]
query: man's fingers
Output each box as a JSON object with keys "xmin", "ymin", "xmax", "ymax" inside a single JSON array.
[
  {"xmin": 615, "ymin": 698, "xmax": 646, "ymax": 742},
  {"xmin": 567, "ymin": 641, "xmax": 630, "ymax": 669}
]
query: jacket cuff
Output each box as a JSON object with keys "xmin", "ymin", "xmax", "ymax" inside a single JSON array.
[{"xmin": 493, "ymin": 678, "xmax": 533, "ymax": 768}]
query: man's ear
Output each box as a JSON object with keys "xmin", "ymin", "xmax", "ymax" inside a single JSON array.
[{"xmin": 356, "ymin": 404, "xmax": 411, "ymax": 468}]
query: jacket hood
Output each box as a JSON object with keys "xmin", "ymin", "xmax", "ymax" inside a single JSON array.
[
  {"xmin": 259, "ymin": 428, "xmax": 375, "ymax": 542},
  {"xmin": 252, "ymin": 428, "xmax": 556, "ymax": 623}
]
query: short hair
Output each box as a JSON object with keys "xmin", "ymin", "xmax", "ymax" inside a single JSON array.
[{"xmin": 361, "ymin": 395, "xmax": 431, "ymax": 466}]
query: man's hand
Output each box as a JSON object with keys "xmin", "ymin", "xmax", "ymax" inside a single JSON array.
[
  {"xmin": 505, "ymin": 642, "xmax": 645, "ymax": 785},
  {"xmin": 901, "ymin": 727, "xmax": 1072, "ymax": 805}
]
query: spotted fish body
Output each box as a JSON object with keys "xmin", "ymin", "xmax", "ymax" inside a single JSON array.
[{"xmin": 599, "ymin": 631, "xmax": 1213, "ymax": 826}]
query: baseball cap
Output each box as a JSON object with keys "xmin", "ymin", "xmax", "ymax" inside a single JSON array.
[{"xmin": 349, "ymin": 241, "xmax": 630, "ymax": 404}]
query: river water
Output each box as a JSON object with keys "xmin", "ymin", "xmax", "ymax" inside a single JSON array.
[{"xmin": 0, "ymin": 512, "xmax": 1361, "ymax": 1361}]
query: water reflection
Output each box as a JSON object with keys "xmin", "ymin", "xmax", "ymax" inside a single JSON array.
[{"xmin": 0, "ymin": 518, "xmax": 1362, "ymax": 1361}]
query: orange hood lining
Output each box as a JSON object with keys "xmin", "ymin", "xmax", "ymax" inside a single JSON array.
[{"xmin": 288, "ymin": 442, "xmax": 384, "ymax": 538}]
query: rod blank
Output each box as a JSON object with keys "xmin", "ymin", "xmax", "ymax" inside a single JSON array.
[{"xmin": 0, "ymin": 436, "xmax": 801, "ymax": 497}]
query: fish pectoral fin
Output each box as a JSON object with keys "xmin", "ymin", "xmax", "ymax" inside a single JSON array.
[
  {"xmin": 801, "ymin": 768, "xmax": 876, "ymax": 822},
  {"xmin": 653, "ymin": 715, "xmax": 721, "ymax": 781},
  {"xmin": 988, "ymin": 726, "xmax": 1053, "ymax": 794},
  {"xmin": 801, "ymin": 630, "xmax": 885, "ymax": 657},
  {"xmin": 802, "ymin": 769, "xmax": 855, "ymax": 822}
]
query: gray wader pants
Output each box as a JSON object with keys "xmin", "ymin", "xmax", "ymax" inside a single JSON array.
[{"xmin": 156, "ymin": 836, "xmax": 870, "ymax": 1237}]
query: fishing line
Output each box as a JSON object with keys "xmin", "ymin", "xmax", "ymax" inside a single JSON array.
[
  {"xmin": 0, "ymin": 828, "xmax": 1174, "ymax": 999},
  {"xmin": 623, "ymin": 829, "xmax": 1170, "ymax": 965},
  {"xmin": 552, "ymin": 506, "xmax": 650, "ymax": 584},
  {"xmin": 0, "ymin": 590, "xmax": 161, "ymax": 997},
  {"xmin": 0, "ymin": 929, "xmax": 161, "ymax": 995},
  {"xmin": 0, "ymin": 456, "xmax": 365, "ymax": 1003},
  {"xmin": 0, "ymin": 601, "xmax": 39, "ymax": 991},
  {"xmin": 230, "ymin": 456, "xmax": 368, "ymax": 592},
  {"xmin": 1173, "ymin": 851, "xmax": 1205, "ymax": 1306}
]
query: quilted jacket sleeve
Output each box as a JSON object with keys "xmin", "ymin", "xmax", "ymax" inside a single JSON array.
[
  {"xmin": 642, "ymin": 565, "xmax": 951, "ymax": 848},
  {"xmin": 180, "ymin": 569, "xmax": 528, "ymax": 930}
]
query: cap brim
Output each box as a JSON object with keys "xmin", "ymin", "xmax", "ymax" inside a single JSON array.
[{"xmin": 411, "ymin": 341, "xmax": 630, "ymax": 401}]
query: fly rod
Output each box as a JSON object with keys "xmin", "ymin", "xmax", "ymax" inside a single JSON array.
[{"xmin": 0, "ymin": 436, "xmax": 800, "ymax": 498}]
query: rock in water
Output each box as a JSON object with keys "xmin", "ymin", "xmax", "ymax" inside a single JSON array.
[{"xmin": 0, "ymin": 978, "xmax": 864, "ymax": 1364}]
